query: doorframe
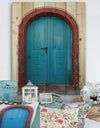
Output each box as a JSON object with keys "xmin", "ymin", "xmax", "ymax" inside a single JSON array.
[{"xmin": 18, "ymin": 8, "xmax": 79, "ymax": 89}]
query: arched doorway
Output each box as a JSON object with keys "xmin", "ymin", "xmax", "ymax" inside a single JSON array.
[{"xmin": 18, "ymin": 8, "xmax": 79, "ymax": 89}]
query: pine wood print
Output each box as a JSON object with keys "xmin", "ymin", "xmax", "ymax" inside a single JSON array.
[{"xmin": 12, "ymin": 2, "xmax": 86, "ymax": 91}]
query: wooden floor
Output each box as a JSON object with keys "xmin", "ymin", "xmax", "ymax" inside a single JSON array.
[{"xmin": 87, "ymin": 104, "xmax": 100, "ymax": 122}]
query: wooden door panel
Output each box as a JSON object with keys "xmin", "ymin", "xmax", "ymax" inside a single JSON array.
[
  {"xmin": 26, "ymin": 16, "xmax": 72, "ymax": 84},
  {"xmin": 65, "ymin": 24, "xmax": 72, "ymax": 84},
  {"xmin": 26, "ymin": 17, "xmax": 45, "ymax": 83}
]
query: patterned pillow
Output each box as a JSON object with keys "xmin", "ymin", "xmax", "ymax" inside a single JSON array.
[
  {"xmin": 63, "ymin": 102, "xmax": 93, "ymax": 128},
  {"xmin": 40, "ymin": 106, "xmax": 78, "ymax": 128},
  {"xmin": 63, "ymin": 102, "xmax": 93, "ymax": 118}
]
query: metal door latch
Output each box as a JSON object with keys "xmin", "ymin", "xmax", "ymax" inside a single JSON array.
[{"xmin": 41, "ymin": 47, "xmax": 48, "ymax": 53}]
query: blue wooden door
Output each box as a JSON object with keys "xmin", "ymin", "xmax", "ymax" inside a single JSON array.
[
  {"xmin": 1, "ymin": 108, "xmax": 28, "ymax": 128},
  {"xmin": 26, "ymin": 16, "xmax": 72, "ymax": 84}
]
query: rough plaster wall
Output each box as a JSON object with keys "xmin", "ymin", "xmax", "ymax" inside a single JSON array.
[{"xmin": 12, "ymin": 2, "xmax": 86, "ymax": 88}]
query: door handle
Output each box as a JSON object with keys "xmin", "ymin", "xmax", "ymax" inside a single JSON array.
[
  {"xmin": 41, "ymin": 47, "xmax": 48, "ymax": 50},
  {"xmin": 41, "ymin": 47, "xmax": 48, "ymax": 53}
]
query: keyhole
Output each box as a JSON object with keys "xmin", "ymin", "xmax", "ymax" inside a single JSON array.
[{"xmin": 28, "ymin": 56, "xmax": 30, "ymax": 59}]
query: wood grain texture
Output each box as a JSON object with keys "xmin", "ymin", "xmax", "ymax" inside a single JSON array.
[
  {"xmin": 56, "ymin": 2, "xmax": 66, "ymax": 11},
  {"xmin": 44, "ymin": 2, "xmax": 55, "ymax": 8},
  {"xmin": 26, "ymin": 16, "xmax": 72, "ymax": 84},
  {"xmin": 22, "ymin": 3, "xmax": 34, "ymax": 18},
  {"xmin": 12, "ymin": 3, "xmax": 22, "ymax": 80},
  {"xmin": 12, "ymin": 2, "xmax": 86, "ymax": 89},
  {"xmin": 66, "ymin": 2, "xmax": 77, "ymax": 21},
  {"xmin": 67, "ymin": 2, "xmax": 86, "ymax": 88},
  {"xmin": 87, "ymin": 105, "xmax": 100, "ymax": 116},
  {"xmin": 66, "ymin": 2, "xmax": 79, "ymax": 88},
  {"xmin": 87, "ymin": 104, "xmax": 100, "ymax": 122},
  {"xmin": 34, "ymin": 2, "xmax": 44, "ymax": 9},
  {"xmin": 77, "ymin": 2, "xmax": 86, "ymax": 88},
  {"xmin": 18, "ymin": 8, "xmax": 79, "ymax": 88}
]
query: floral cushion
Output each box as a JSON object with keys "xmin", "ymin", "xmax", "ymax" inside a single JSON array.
[
  {"xmin": 63, "ymin": 102, "xmax": 93, "ymax": 118},
  {"xmin": 63, "ymin": 102, "xmax": 93, "ymax": 127},
  {"xmin": 40, "ymin": 106, "xmax": 78, "ymax": 128}
]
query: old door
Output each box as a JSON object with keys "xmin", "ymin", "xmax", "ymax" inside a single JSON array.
[{"xmin": 26, "ymin": 16, "xmax": 72, "ymax": 84}]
